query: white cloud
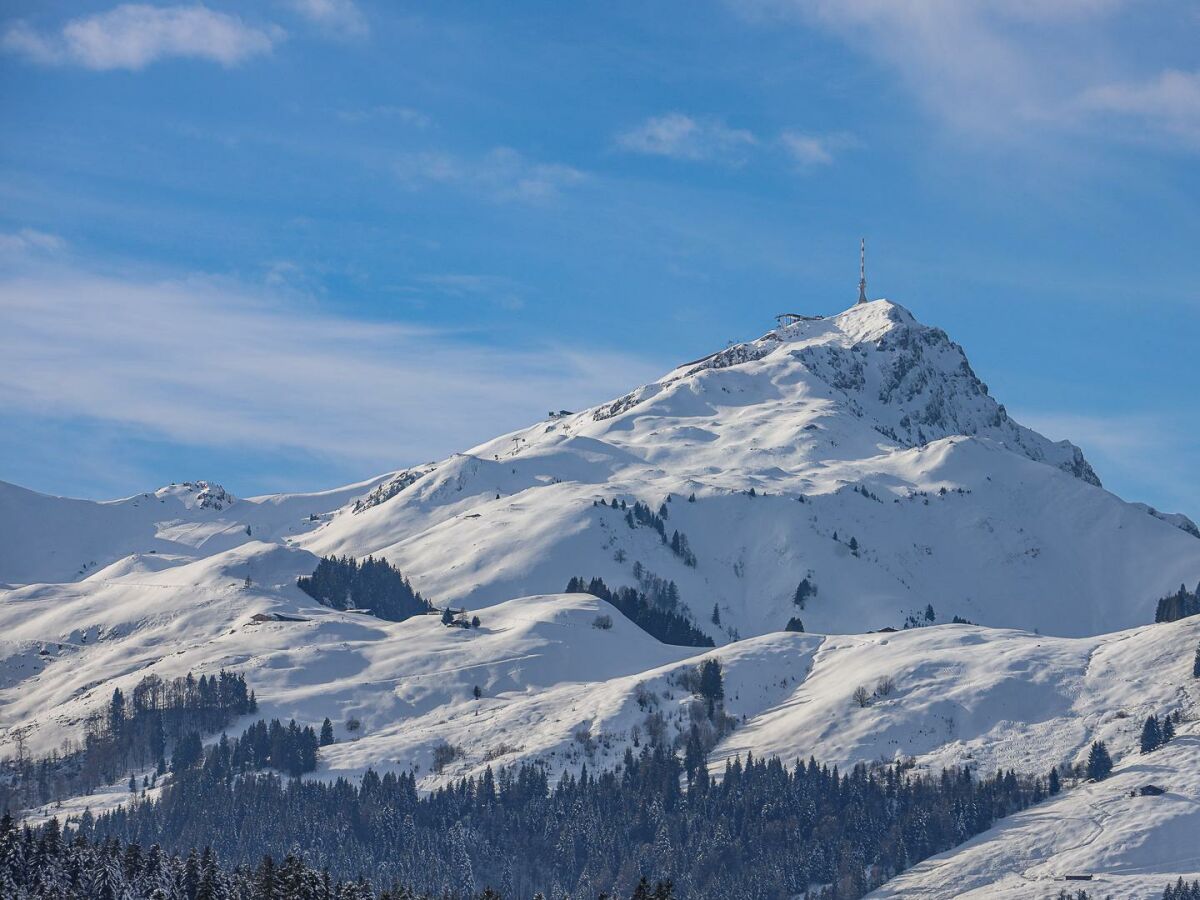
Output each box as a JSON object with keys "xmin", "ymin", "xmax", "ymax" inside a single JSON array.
[
  {"xmin": 285, "ymin": 0, "xmax": 368, "ymax": 39},
  {"xmin": 0, "ymin": 269, "xmax": 659, "ymax": 467},
  {"xmin": 1080, "ymin": 69, "xmax": 1200, "ymax": 147},
  {"xmin": 779, "ymin": 131, "xmax": 855, "ymax": 166},
  {"xmin": 617, "ymin": 114, "xmax": 854, "ymax": 170},
  {"xmin": 616, "ymin": 113, "xmax": 757, "ymax": 163},
  {"xmin": 395, "ymin": 147, "xmax": 587, "ymax": 203},
  {"xmin": 733, "ymin": 0, "xmax": 1160, "ymax": 143},
  {"xmin": 3, "ymin": 5, "xmax": 281, "ymax": 71},
  {"xmin": 0, "ymin": 228, "xmax": 67, "ymax": 258}
]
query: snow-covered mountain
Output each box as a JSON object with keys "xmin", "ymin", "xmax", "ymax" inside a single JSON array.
[
  {"xmin": 3, "ymin": 297, "xmax": 1200, "ymax": 892},
  {"xmin": 10, "ymin": 299, "xmax": 1193, "ymax": 637}
]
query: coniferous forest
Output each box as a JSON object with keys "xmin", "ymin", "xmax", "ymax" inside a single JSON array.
[
  {"xmin": 34, "ymin": 739, "xmax": 1049, "ymax": 900},
  {"xmin": 298, "ymin": 556, "xmax": 433, "ymax": 622}
]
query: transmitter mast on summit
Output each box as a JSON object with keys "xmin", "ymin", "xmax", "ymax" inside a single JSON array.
[{"xmin": 857, "ymin": 238, "xmax": 868, "ymax": 304}]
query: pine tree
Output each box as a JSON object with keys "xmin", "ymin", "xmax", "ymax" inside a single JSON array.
[
  {"xmin": 319, "ymin": 718, "xmax": 335, "ymax": 747},
  {"xmin": 785, "ymin": 617, "xmax": 804, "ymax": 633},
  {"xmin": 1141, "ymin": 715, "xmax": 1162, "ymax": 753},
  {"xmin": 1086, "ymin": 741, "xmax": 1113, "ymax": 781},
  {"xmin": 710, "ymin": 604, "xmax": 720, "ymax": 626},
  {"xmin": 1048, "ymin": 767, "xmax": 1060, "ymax": 795},
  {"xmin": 698, "ymin": 660, "xmax": 724, "ymax": 718},
  {"xmin": 793, "ymin": 578, "xmax": 815, "ymax": 609},
  {"xmin": 1194, "ymin": 642, "xmax": 1200, "ymax": 679},
  {"xmin": 449, "ymin": 821, "xmax": 474, "ymax": 898}
]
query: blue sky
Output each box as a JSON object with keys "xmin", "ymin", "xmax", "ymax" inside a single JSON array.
[{"xmin": 0, "ymin": 1, "xmax": 1197, "ymax": 517}]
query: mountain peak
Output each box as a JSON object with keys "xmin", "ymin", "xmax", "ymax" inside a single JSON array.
[
  {"xmin": 153, "ymin": 480, "xmax": 235, "ymax": 511},
  {"xmin": 771, "ymin": 298, "xmax": 917, "ymax": 348}
]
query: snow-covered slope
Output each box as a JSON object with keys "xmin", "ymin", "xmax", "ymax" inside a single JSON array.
[
  {"xmin": 0, "ymin": 474, "xmax": 393, "ymax": 585},
  {"xmin": 870, "ymin": 722, "xmax": 1200, "ymax": 899},
  {"xmin": 4, "ymin": 537, "xmax": 1197, "ymax": 792},
  {"xmin": 293, "ymin": 300, "xmax": 1200, "ymax": 638}
]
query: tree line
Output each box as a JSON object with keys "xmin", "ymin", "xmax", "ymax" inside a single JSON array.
[{"xmin": 1154, "ymin": 582, "xmax": 1200, "ymax": 623}]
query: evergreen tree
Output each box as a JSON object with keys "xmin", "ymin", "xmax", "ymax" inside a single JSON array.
[
  {"xmin": 319, "ymin": 718, "xmax": 335, "ymax": 747},
  {"xmin": 793, "ymin": 578, "xmax": 815, "ymax": 609},
  {"xmin": 785, "ymin": 617, "xmax": 804, "ymax": 633},
  {"xmin": 1194, "ymin": 642, "xmax": 1200, "ymax": 679},
  {"xmin": 711, "ymin": 604, "xmax": 720, "ymax": 626},
  {"xmin": 1086, "ymin": 741, "xmax": 1113, "ymax": 781},
  {"xmin": 698, "ymin": 660, "xmax": 724, "ymax": 718},
  {"xmin": 1048, "ymin": 767, "xmax": 1060, "ymax": 795},
  {"xmin": 1141, "ymin": 715, "xmax": 1162, "ymax": 753}
]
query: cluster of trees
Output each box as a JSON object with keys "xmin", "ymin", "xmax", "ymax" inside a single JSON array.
[
  {"xmin": 630, "ymin": 564, "xmax": 680, "ymax": 612},
  {"xmin": 1140, "ymin": 711, "xmax": 1179, "ymax": 754},
  {"xmin": 792, "ymin": 577, "xmax": 816, "ymax": 609},
  {"xmin": 176, "ymin": 718, "xmax": 323, "ymax": 779},
  {"xmin": 594, "ymin": 499, "xmax": 697, "ymax": 567},
  {"xmin": 298, "ymin": 556, "xmax": 432, "ymax": 622},
  {"xmin": 902, "ymin": 605, "xmax": 937, "ymax": 630},
  {"xmin": 67, "ymin": 736, "xmax": 1054, "ymax": 900},
  {"xmin": 1164, "ymin": 878, "xmax": 1200, "ymax": 899},
  {"xmin": 0, "ymin": 671, "xmax": 255, "ymax": 814},
  {"xmin": 1154, "ymin": 582, "xmax": 1200, "ymax": 623},
  {"xmin": 565, "ymin": 577, "xmax": 713, "ymax": 647}
]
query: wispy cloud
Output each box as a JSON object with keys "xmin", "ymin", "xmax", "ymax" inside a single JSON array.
[
  {"xmin": 779, "ymin": 131, "xmax": 856, "ymax": 166},
  {"xmin": 284, "ymin": 0, "xmax": 368, "ymax": 40},
  {"xmin": 3, "ymin": 4, "xmax": 282, "ymax": 70},
  {"xmin": 617, "ymin": 113, "xmax": 854, "ymax": 169},
  {"xmin": 731, "ymin": 0, "xmax": 1200, "ymax": 151},
  {"xmin": 0, "ymin": 269, "xmax": 659, "ymax": 468},
  {"xmin": 1080, "ymin": 69, "xmax": 1200, "ymax": 148},
  {"xmin": 395, "ymin": 147, "xmax": 587, "ymax": 203},
  {"xmin": 616, "ymin": 113, "xmax": 758, "ymax": 164},
  {"xmin": 0, "ymin": 228, "xmax": 67, "ymax": 259}
]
